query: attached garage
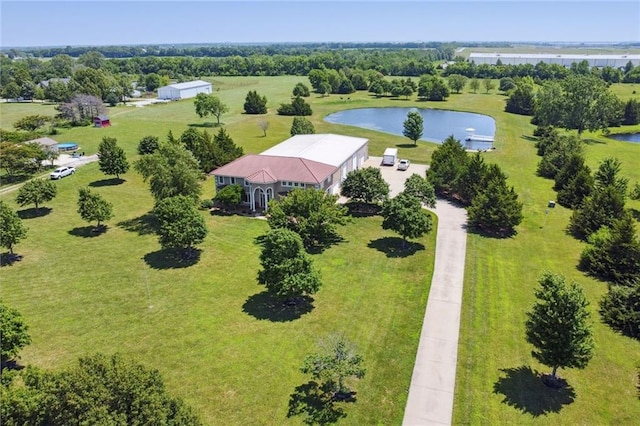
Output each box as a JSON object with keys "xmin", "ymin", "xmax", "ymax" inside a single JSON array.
[{"xmin": 157, "ymin": 80, "xmax": 213, "ymax": 100}]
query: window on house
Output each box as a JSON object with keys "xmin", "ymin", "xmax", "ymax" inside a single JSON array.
[
  {"xmin": 244, "ymin": 179, "xmax": 249, "ymax": 187},
  {"xmin": 217, "ymin": 176, "xmax": 224, "ymax": 184}
]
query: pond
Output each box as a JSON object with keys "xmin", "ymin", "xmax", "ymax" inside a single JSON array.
[
  {"xmin": 608, "ymin": 133, "xmax": 640, "ymax": 143},
  {"xmin": 324, "ymin": 107, "xmax": 496, "ymax": 150}
]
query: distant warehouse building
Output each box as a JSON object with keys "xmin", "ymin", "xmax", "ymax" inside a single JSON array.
[
  {"xmin": 468, "ymin": 53, "xmax": 640, "ymax": 68},
  {"xmin": 157, "ymin": 80, "xmax": 212, "ymax": 100}
]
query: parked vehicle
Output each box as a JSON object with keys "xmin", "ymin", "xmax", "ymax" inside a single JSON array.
[
  {"xmin": 382, "ymin": 147, "xmax": 398, "ymax": 166},
  {"xmin": 50, "ymin": 166, "xmax": 75, "ymax": 180},
  {"xmin": 397, "ymin": 159, "xmax": 410, "ymax": 171}
]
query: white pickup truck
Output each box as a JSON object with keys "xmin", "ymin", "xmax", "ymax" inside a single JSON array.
[{"xmin": 50, "ymin": 166, "xmax": 76, "ymax": 180}]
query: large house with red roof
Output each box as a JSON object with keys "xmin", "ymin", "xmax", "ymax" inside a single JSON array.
[{"xmin": 211, "ymin": 134, "xmax": 369, "ymax": 211}]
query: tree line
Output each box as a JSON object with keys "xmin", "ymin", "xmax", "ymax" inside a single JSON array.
[{"xmin": 532, "ymin": 126, "xmax": 640, "ymax": 341}]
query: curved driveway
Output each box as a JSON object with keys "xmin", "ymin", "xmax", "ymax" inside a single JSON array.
[{"xmin": 403, "ymin": 199, "xmax": 468, "ymax": 425}]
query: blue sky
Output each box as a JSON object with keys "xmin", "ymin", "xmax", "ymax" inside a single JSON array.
[{"xmin": 1, "ymin": 1, "xmax": 639, "ymax": 47}]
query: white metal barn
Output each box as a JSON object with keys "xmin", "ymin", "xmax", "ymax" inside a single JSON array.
[
  {"xmin": 468, "ymin": 53, "xmax": 640, "ymax": 68},
  {"xmin": 157, "ymin": 80, "xmax": 212, "ymax": 100}
]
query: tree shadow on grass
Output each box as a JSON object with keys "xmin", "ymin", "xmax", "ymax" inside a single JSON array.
[
  {"xmin": 583, "ymin": 138, "xmax": 607, "ymax": 145},
  {"xmin": 0, "ymin": 252, "xmax": 24, "ymax": 267},
  {"xmin": 466, "ymin": 224, "xmax": 517, "ymax": 239},
  {"xmin": 287, "ymin": 381, "xmax": 351, "ymax": 425},
  {"xmin": 493, "ymin": 366, "xmax": 576, "ymax": 417},
  {"xmin": 117, "ymin": 213, "xmax": 159, "ymax": 236},
  {"xmin": 89, "ymin": 177, "xmax": 125, "ymax": 187},
  {"xmin": 187, "ymin": 122, "xmax": 218, "ymax": 128},
  {"xmin": 143, "ymin": 248, "xmax": 202, "ymax": 269},
  {"xmin": 242, "ymin": 291, "xmax": 314, "ymax": 322},
  {"xmin": 17, "ymin": 207, "xmax": 52, "ymax": 219},
  {"xmin": 0, "ymin": 359, "xmax": 26, "ymax": 371},
  {"xmin": 394, "ymin": 143, "xmax": 419, "ymax": 148},
  {"xmin": 630, "ymin": 208, "xmax": 640, "ymax": 222},
  {"xmin": 68, "ymin": 225, "xmax": 107, "ymax": 238},
  {"xmin": 368, "ymin": 237, "xmax": 425, "ymax": 258},
  {"xmin": 345, "ymin": 202, "xmax": 381, "ymax": 218}
]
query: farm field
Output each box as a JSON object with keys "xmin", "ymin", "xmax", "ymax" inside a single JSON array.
[{"xmin": 1, "ymin": 76, "xmax": 640, "ymax": 424}]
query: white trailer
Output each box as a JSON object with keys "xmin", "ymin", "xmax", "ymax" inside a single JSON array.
[{"xmin": 382, "ymin": 148, "xmax": 398, "ymax": 166}]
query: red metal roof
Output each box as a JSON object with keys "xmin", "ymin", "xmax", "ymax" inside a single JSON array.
[{"xmin": 211, "ymin": 155, "xmax": 336, "ymax": 184}]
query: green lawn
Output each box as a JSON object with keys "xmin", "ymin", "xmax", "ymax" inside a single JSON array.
[
  {"xmin": 1, "ymin": 77, "xmax": 639, "ymax": 424},
  {"xmin": 0, "ymin": 83, "xmax": 437, "ymax": 425}
]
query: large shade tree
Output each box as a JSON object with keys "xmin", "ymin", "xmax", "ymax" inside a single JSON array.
[
  {"xmin": 257, "ymin": 228, "xmax": 321, "ymax": 302},
  {"xmin": 194, "ymin": 93, "xmax": 228, "ymax": 125},
  {"xmin": 15, "ymin": 179, "xmax": 57, "ymax": 211},
  {"xmin": 403, "ymin": 173, "xmax": 436, "ymax": 208},
  {"xmin": 402, "ymin": 110, "xmax": 424, "ymax": 146},
  {"xmin": 534, "ymin": 74, "xmax": 623, "ymax": 135},
  {"xmin": 0, "ymin": 200, "xmax": 28, "ymax": 257},
  {"xmin": 0, "ymin": 353, "xmax": 202, "ymax": 425},
  {"xmin": 135, "ymin": 142, "xmax": 203, "ymax": 203},
  {"xmin": 77, "ymin": 188, "xmax": 113, "ymax": 230},
  {"xmin": 97, "ymin": 136, "xmax": 129, "ymax": 179},
  {"xmin": 340, "ymin": 167, "xmax": 389, "ymax": 205},
  {"xmin": 0, "ymin": 301, "xmax": 31, "ymax": 365},
  {"xmin": 381, "ymin": 192, "xmax": 432, "ymax": 248},
  {"xmin": 267, "ymin": 188, "xmax": 348, "ymax": 251},
  {"xmin": 154, "ymin": 195, "xmax": 208, "ymax": 258},
  {"xmin": 525, "ymin": 272, "xmax": 594, "ymax": 382}
]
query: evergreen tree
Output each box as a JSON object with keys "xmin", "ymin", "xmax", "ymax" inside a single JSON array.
[
  {"xmin": 568, "ymin": 185, "xmax": 626, "ymax": 240},
  {"xmin": 599, "ymin": 283, "xmax": 640, "ymax": 339},
  {"xmin": 537, "ymin": 134, "xmax": 583, "ymax": 179},
  {"xmin": 290, "ymin": 117, "xmax": 315, "ymax": 136},
  {"xmin": 554, "ymin": 153, "xmax": 587, "ymax": 192},
  {"xmin": 180, "ymin": 128, "xmax": 216, "ymax": 172},
  {"xmin": 455, "ymin": 152, "xmax": 488, "ymax": 205},
  {"xmin": 579, "ymin": 212, "xmax": 640, "ymax": 285},
  {"xmin": 622, "ymin": 98, "xmax": 640, "ymax": 125},
  {"xmin": 557, "ymin": 166, "xmax": 593, "ymax": 209},
  {"xmin": 426, "ymin": 135, "xmax": 468, "ymax": 195},
  {"xmin": 505, "ymin": 78, "xmax": 535, "ymax": 115},
  {"xmin": 97, "ymin": 137, "xmax": 129, "ymax": 179},
  {"xmin": 525, "ymin": 271, "xmax": 595, "ymax": 381},
  {"xmin": 593, "ymin": 157, "xmax": 628, "ymax": 197},
  {"xmin": 292, "ymin": 82, "xmax": 310, "ymax": 97},
  {"xmin": 257, "ymin": 228, "xmax": 321, "ymax": 301},
  {"xmin": 467, "ymin": 172, "xmax": 523, "ymax": 235},
  {"xmin": 137, "ymin": 135, "xmax": 160, "ymax": 155},
  {"xmin": 243, "ymin": 90, "xmax": 267, "ymax": 114},
  {"xmin": 213, "ymin": 127, "xmax": 244, "ymax": 167}
]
